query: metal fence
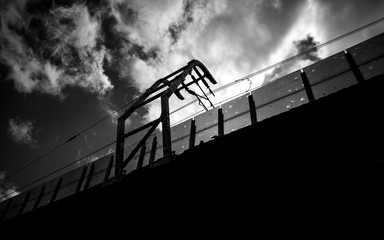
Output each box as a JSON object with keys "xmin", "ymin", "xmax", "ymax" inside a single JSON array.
[{"xmin": 1, "ymin": 32, "xmax": 384, "ymax": 222}]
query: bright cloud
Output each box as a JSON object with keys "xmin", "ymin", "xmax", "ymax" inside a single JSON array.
[
  {"xmin": 8, "ymin": 118, "xmax": 37, "ymax": 148},
  {"xmin": 0, "ymin": 2, "xmax": 113, "ymax": 99}
]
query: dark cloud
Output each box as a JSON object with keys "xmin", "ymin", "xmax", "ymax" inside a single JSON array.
[
  {"xmin": 264, "ymin": 34, "xmax": 321, "ymax": 83},
  {"xmin": 113, "ymin": 1, "xmax": 139, "ymax": 26},
  {"xmin": 168, "ymin": 0, "xmax": 207, "ymax": 45},
  {"xmin": 293, "ymin": 34, "xmax": 320, "ymax": 62}
]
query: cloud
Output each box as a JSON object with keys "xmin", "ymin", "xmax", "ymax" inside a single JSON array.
[
  {"xmin": 8, "ymin": 118, "xmax": 37, "ymax": 148},
  {"xmin": 0, "ymin": 1, "xmax": 113, "ymax": 99},
  {"xmin": 264, "ymin": 34, "xmax": 321, "ymax": 83},
  {"xmin": 0, "ymin": 170, "xmax": 19, "ymax": 202},
  {"xmin": 2, "ymin": 0, "xmax": 384, "ymax": 127},
  {"xmin": 106, "ymin": 0, "xmax": 311, "ymax": 124}
]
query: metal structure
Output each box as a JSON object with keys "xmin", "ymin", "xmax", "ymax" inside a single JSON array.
[
  {"xmin": 2, "ymin": 31, "xmax": 384, "ymax": 223},
  {"xmin": 114, "ymin": 60, "xmax": 217, "ymax": 178}
]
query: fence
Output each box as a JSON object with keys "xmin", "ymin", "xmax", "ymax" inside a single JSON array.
[{"xmin": 1, "ymin": 31, "xmax": 384, "ymax": 222}]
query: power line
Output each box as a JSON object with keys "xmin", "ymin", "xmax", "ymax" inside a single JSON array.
[
  {"xmin": 1, "ymin": 140, "xmax": 117, "ymax": 201},
  {"xmin": 3, "ymin": 97, "xmax": 138, "ymax": 183},
  {"xmin": 170, "ymin": 16, "xmax": 384, "ymax": 115},
  {"xmin": 3, "ymin": 15, "xmax": 384, "ymax": 189}
]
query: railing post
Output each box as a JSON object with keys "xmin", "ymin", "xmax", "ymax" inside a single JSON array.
[
  {"xmin": 137, "ymin": 144, "xmax": 146, "ymax": 169},
  {"xmin": 18, "ymin": 191, "xmax": 30, "ymax": 216},
  {"xmin": 218, "ymin": 108, "xmax": 224, "ymax": 137},
  {"xmin": 76, "ymin": 166, "xmax": 88, "ymax": 194},
  {"xmin": 0, "ymin": 199, "xmax": 12, "ymax": 221},
  {"xmin": 344, "ymin": 50, "xmax": 365, "ymax": 83},
  {"xmin": 50, "ymin": 177, "xmax": 62, "ymax": 204},
  {"xmin": 300, "ymin": 69, "xmax": 315, "ymax": 102},
  {"xmin": 148, "ymin": 136, "xmax": 157, "ymax": 165},
  {"xmin": 115, "ymin": 117, "xmax": 125, "ymax": 178},
  {"xmin": 189, "ymin": 119, "xmax": 196, "ymax": 148},
  {"xmin": 83, "ymin": 162, "xmax": 95, "ymax": 190},
  {"xmin": 103, "ymin": 155, "xmax": 114, "ymax": 182},
  {"xmin": 161, "ymin": 95, "xmax": 172, "ymax": 158},
  {"xmin": 33, "ymin": 184, "xmax": 45, "ymax": 210},
  {"xmin": 248, "ymin": 95, "xmax": 257, "ymax": 125}
]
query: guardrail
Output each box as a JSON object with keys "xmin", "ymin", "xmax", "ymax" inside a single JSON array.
[{"xmin": 1, "ymin": 31, "xmax": 384, "ymax": 222}]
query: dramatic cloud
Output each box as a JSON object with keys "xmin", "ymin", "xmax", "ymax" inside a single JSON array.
[
  {"xmin": 264, "ymin": 34, "xmax": 321, "ymax": 83},
  {"xmin": 0, "ymin": 1, "xmax": 113, "ymax": 99},
  {"xmin": 0, "ymin": 170, "xmax": 19, "ymax": 202},
  {"xmin": 1, "ymin": 0, "xmax": 384, "ymax": 127},
  {"xmin": 107, "ymin": 0, "xmax": 312, "ymax": 123},
  {"xmin": 8, "ymin": 118, "xmax": 37, "ymax": 148}
]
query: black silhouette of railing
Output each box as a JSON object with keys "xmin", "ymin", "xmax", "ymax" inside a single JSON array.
[{"xmin": 1, "ymin": 31, "xmax": 384, "ymax": 222}]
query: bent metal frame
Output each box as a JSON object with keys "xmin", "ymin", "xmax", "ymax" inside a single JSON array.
[{"xmin": 114, "ymin": 60, "xmax": 217, "ymax": 178}]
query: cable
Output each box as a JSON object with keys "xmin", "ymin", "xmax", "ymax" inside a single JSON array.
[
  {"xmin": 0, "ymin": 140, "xmax": 117, "ymax": 201},
  {"xmin": 170, "ymin": 16, "xmax": 384, "ymax": 115},
  {"xmin": 3, "ymin": 16, "xmax": 384, "ymax": 191},
  {"xmin": 2, "ymin": 97, "xmax": 138, "ymax": 183}
]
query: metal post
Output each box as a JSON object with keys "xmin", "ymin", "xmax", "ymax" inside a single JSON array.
[
  {"xmin": 50, "ymin": 177, "xmax": 62, "ymax": 204},
  {"xmin": 148, "ymin": 136, "xmax": 157, "ymax": 165},
  {"xmin": 189, "ymin": 119, "xmax": 196, "ymax": 149},
  {"xmin": 76, "ymin": 166, "xmax": 88, "ymax": 194},
  {"xmin": 248, "ymin": 95, "xmax": 257, "ymax": 125},
  {"xmin": 161, "ymin": 94, "xmax": 172, "ymax": 157},
  {"xmin": 137, "ymin": 144, "xmax": 146, "ymax": 169},
  {"xmin": 83, "ymin": 162, "xmax": 95, "ymax": 190},
  {"xmin": 115, "ymin": 117, "xmax": 125, "ymax": 178},
  {"xmin": 300, "ymin": 70, "xmax": 315, "ymax": 102},
  {"xmin": 218, "ymin": 108, "xmax": 224, "ymax": 137},
  {"xmin": 33, "ymin": 184, "xmax": 46, "ymax": 210},
  {"xmin": 103, "ymin": 155, "xmax": 114, "ymax": 182},
  {"xmin": 18, "ymin": 191, "xmax": 31, "ymax": 216},
  {"xmin": 0, "ymin": 199, "xmax": 12, "ymax": 221},
  {"xmin": 49, "ymin": 177, "xmax": 63, "ymax": 203},
  {"xmin": 344, "ymin": 50, "xmax": 365, "ymax": 83}
]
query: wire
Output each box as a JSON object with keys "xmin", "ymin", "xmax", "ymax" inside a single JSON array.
[
  {"xmin": 3, "ymin": 15, "xmax": 384, "ymax": 193},
  {"xmin": 170, "ymin": 16, "xmax": 384, "ymax": 115},
  {"xmin": 2, "ymin": 97, "xmax": 138, "ymax": 183},
  {"xmin": 0, "ymin": 140, "xmax": 117, "ymax": 201}
]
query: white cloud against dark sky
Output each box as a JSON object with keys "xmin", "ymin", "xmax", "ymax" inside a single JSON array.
[
  {"xmin": 8, "ymin": 118, "xmax": 37, "ymax": 148},
  {"xmin": 0, "ymin": 0, "xmax": 383, "ymax": 192}
]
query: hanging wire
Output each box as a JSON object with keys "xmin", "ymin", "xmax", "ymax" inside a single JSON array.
[
  {"xmin": 0, "ymin": 140, "xmax": 117, "ymax": 201},
  {"xmin": 2, "ymin": 15, "xmax": 384, "ymax": 198}
]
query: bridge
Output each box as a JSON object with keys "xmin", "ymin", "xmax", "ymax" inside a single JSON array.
[{"xmin": 1, "ymin": 32, "xmax": 384, "ymax": 238}]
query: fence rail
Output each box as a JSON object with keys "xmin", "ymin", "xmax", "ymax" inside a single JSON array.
[{"xmin": 1, "ymin": 31, "xmax": 384, "ymax": 222}]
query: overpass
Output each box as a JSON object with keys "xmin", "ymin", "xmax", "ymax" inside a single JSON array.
[{"xmin": 1, "ymin": 32, "xmax": 384, "ymax": 238}]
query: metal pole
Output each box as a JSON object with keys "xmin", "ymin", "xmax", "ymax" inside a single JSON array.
[
  {"xmin": 33, "ymin": 184, "xmax": 46, "ymax": 210},
  {"xmin": 344, "ymin": 50, "xmax": 365, "ymax": 83},
  {"xmin": 18, "ymin": 191, "xmax": 31, "ymax": 216},
  {"xmin": 218, "ymin": 108, "xmax": 224, "ymax": 137},
  {"xmin": 83, "ymin": 162, "xmax": 95, "ymax": 190},
  {"xmin": 50, "ymin": 177, "xmax": 62, "ymax": 204},
  {"xmin": 300, "ymin": 70, "xmax": 315, "ymax": 102},
  {"xmin": 189, "ymin": 119, "xmax": 196, "ymax": 148},
  {"xmin": 148, "ymin": 136, "xmax": 157, "ymax": 165},
  {"xmin": 248, "ymin": 95, "xmax": 257, "ymax": 125},
  {"xmin": 104, "ymin": 155, "xmax": 114, "ymax": 182},
  {"xmin": 161, "ymin": 94, "xmax": 172, "ymax": 157},
  {"xmin": 115, "ymin": 118, "xmax": 125, "ymax": 177},
  {"xmin": 137, "ymin": 144, "xmax": 146, "ymax": 169},
  {"xmin": 76, "ymin": 166, "xmax": 88, "ymax": 194}
]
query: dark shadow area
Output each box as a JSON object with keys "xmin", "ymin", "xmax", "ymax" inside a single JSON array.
[{"xmin": 1, "ymin": 74, "xmax": 384, "ymax": 238}]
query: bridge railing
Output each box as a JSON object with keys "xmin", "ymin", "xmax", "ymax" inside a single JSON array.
[{"xmin": 2, "ymin": 31, "xmax": 384, "ymax": 222}]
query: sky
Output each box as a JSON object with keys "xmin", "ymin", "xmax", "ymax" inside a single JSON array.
[{"xmin": 1, "ymin": 0, "xmax": 384, "ymax": 201}]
